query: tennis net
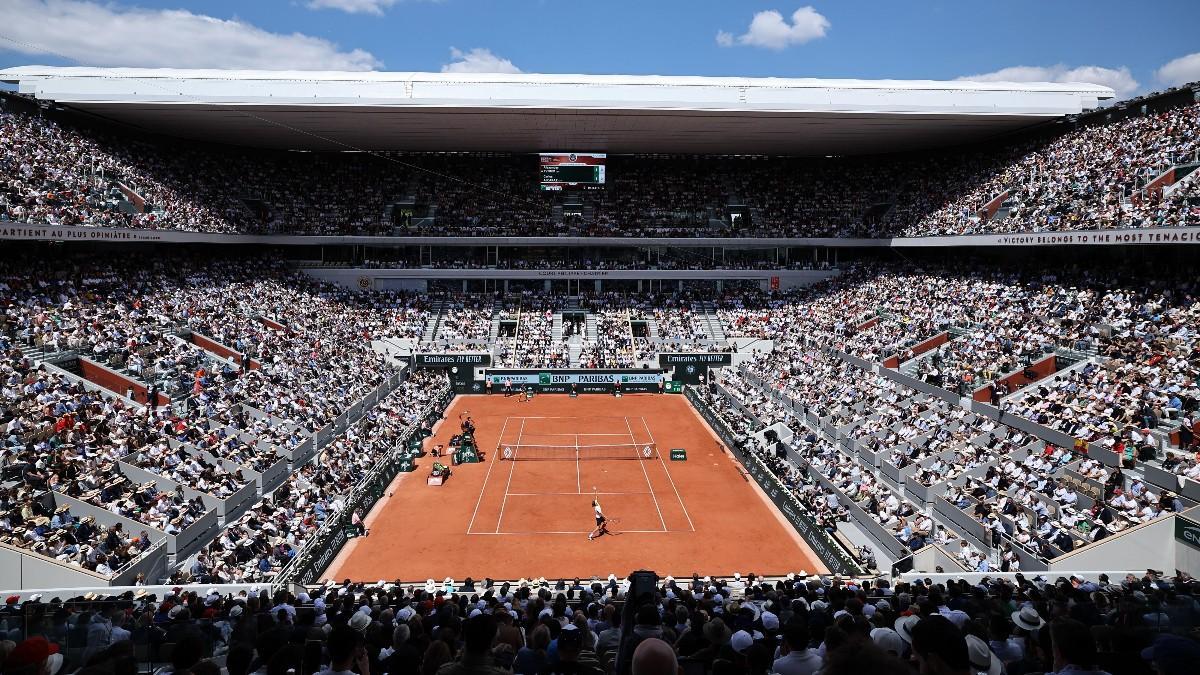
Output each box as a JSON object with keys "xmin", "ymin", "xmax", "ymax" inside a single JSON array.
[{"xmin": 498, "ymin": 443, "xmax": 659, "ymax": 461}]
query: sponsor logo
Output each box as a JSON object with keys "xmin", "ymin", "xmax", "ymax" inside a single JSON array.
[
  {"xmin": 1181, "ymin": 523, "xmax": 1200, "ymax": 549},
  {"xmin": 299, "ymin": 528, "xmax": 348, "ymax": 585},
  {"xmin": 420, "ymin": 354, "xmax": 486, "ymax": 364},
  {"xmin": 578, "ymin": 374, "xmax": 615, "ymax": 383},
  {"xmin": 662, "ymin": 354, "xmax": 732, "ymax": 364}
]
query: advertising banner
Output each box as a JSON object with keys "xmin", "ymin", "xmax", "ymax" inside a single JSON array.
[
  {"xmin": 684, "ymin": 387, "xmax": 860, "ymax": 575},
  {"xmin": 415, "ymin": 353, "xmax": 491, "ymax": 367},
  {"xmin": 658, "ymin": 353, "xmax": 734, "ymax": 366},
  {"xmin": 1176, "ymin": 515, "xmax": 1200, "ymax": 552},
  {"xmin": 486, "ymin": 369, "xmax": 664, "ymax": 393}
]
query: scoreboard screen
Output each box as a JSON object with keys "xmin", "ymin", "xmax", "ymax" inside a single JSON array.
[{"xmin": 539, "ymin": 153, "xmax": 606, "ymax": 191}]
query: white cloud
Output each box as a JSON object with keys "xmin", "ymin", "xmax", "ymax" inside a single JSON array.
[
  {"xmin": 717, "ymin": 6, "xmax": 830, "ymax": 51},
  {"xmin": 306, "ymin": 0, "xmax": 397, "ymax": 16},
  {"xmin": 440, "ymin": 47, "xmax": 521, "ymax": 74},
  {"xmin": 958, "ymin": 64, "xmax": 1140, "ymax": 98},
  {"xmin": 1, "ymin": 0, "xmax": 381, "ymax": 70},
  {"xmin": 1156, "ymin": 52, "xmax": 1200, "ymax": 87}
]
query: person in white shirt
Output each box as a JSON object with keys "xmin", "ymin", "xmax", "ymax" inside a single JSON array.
[
  {"xmin": 773, "ymin": 622, "xmax": 821, "ymax": 675},
  {"xmin": 588, "ymin": 500, "xmax": 609, "ymax": 541}
]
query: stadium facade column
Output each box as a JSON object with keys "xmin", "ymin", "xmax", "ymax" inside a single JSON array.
[{"xmin": 544, "ymin": 280, "xmax": 551, "ymax": 292}]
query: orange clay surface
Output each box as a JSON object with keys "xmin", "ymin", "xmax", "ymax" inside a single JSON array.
[{"xmin": 323, "ymin": 394, "xmax": 823, "ymax": 582}]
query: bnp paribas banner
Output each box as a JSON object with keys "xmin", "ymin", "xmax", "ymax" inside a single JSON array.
[
  {"xmin": 484, "ymin": 369, "xmax": 665, "ymax": 393},
  {"xmin": 488, "ymin": 371, "xmax": 663, "ymax": 385}
]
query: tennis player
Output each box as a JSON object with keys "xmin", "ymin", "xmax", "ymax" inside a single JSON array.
[{"xmin": 588, "ymin": 499, "xmax": 609, "ymax": 541}]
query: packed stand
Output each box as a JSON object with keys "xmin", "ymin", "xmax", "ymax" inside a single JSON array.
[
  {"xmin": 184, "ymin": 369, "xmax": 449, "ymax": 583},
  {"xmin": 6, "ymin": 88, "xmax": 1198, "ymax": 238}
]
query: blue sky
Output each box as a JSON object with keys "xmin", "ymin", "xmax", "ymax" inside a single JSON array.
[{"xmin": 2, "ymin": 1, "xmax": 1199, "ymax": 99}]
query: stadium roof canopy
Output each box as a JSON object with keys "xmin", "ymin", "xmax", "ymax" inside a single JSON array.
[{"xmin": 1, "ymin": 66, "xmax": 1114, "ymax": 155}]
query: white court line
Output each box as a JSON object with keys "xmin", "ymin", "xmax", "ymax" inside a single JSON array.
[
  {"xmin": 642, "ymin": 415, "xmax": 696, "ymax": 532},
  {"xmin": 506, "ymin": 432, "xmax": 633, "ymax": 437},
  {"xmin": 495, "ymin": 418, "xmax": 525, "ymax": 533},
  {"xmin": 575, "ymin": 433, "xmax": 582, "ymax": 494},
  {"xmin": 626, "ymin": 416, "xmax": 667, "ymax": 532},
  {"xmin": 504, "ymin": 491, "xmax": 652, "ymax": 496},
  {"xmin": 469, "ymin": 529, "xmax": 675, "ymax": 536},
  {"xmin": 465, "ymin": 415, "xmax": 508, "ymax": 534}
]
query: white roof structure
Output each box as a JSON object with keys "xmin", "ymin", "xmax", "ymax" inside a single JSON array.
[{"xmin": 0, "ymin": 66, "xmax": 1114, "ymax": 154}]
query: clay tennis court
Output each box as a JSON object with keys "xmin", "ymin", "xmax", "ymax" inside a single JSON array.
[{"xmin": 324, "ymin": 394, "xmax": 824, "ymax": 582}]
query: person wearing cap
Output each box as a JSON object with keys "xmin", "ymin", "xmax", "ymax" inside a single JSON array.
[
  {"xmin": 1141, "ymin": 633, "xmax": 1200, "ymax": 675},
  {"xmin": 894, "ymin": 615, "xmax": 920, "ymax": 647},
  {"xmin": 5, "ymin": 636, "xmax": 63, "ymax": 675},
  {"xmin": 773, "ymin": 621, "xmax": 821, "ymax": 675},
  {"xmin": 964, "ymin": 635, "xmax": 1002, "ymax": 675},
  {"xmin": 539, "ymin": 624, "xmax": 603, "ymax": 675},
  {"xmin": 870, "ymin": 628, "xmax": 906, "ymax": 659},
  {"xmin": 729, "ymin": 630, "xmax": 754, "ymax": 656}
]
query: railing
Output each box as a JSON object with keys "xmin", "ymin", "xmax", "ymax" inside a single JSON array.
[
  {"xmin": 273, "ymin": 385, "xmax": 453, "ymax": 588},
  {"xmin": 684, "ymin": 386, "xmax": 862, "ymax": 575},
  {"xmin": 311, "ymin": 370, "xmax": 406, "ymax": 456}
]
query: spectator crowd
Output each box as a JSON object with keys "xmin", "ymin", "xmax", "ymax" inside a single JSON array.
[
  {"xmin": 3, "ymin": 88, "xmax": 1198, "ymax": 239},
  {"xmin": 1, "ymin": 569, "xmax": 1199, "ymax": 675}
]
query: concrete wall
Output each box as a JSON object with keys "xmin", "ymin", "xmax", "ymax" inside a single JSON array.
[
  {"xmin": 189, "ymin": 332, "xmax": 244, "ymax": 365},
  {"xmin": 974, "ymin": 355, "xmax": 1057, "ymax": 402},
  {"xmin": 913, "ymin": 544, "xmax": 969, "ymax": 573},
  {"xmin": 886, "ymin": 332, "xmax": 950, "ymax": 370},
  {"xmin": 1050, "ymin": 515, "xmax": 1177, "ymax": 572},
  {"xmin": 77, "ymin": 356, "xmax": 168, "ymax": 405},
  {"xmin": 0, "ymin": 543, "xmax": 112, "ymax": 590},
  {"xmin": 303, "ymin": 267, "xmax": 839, "ymax": 292}
]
